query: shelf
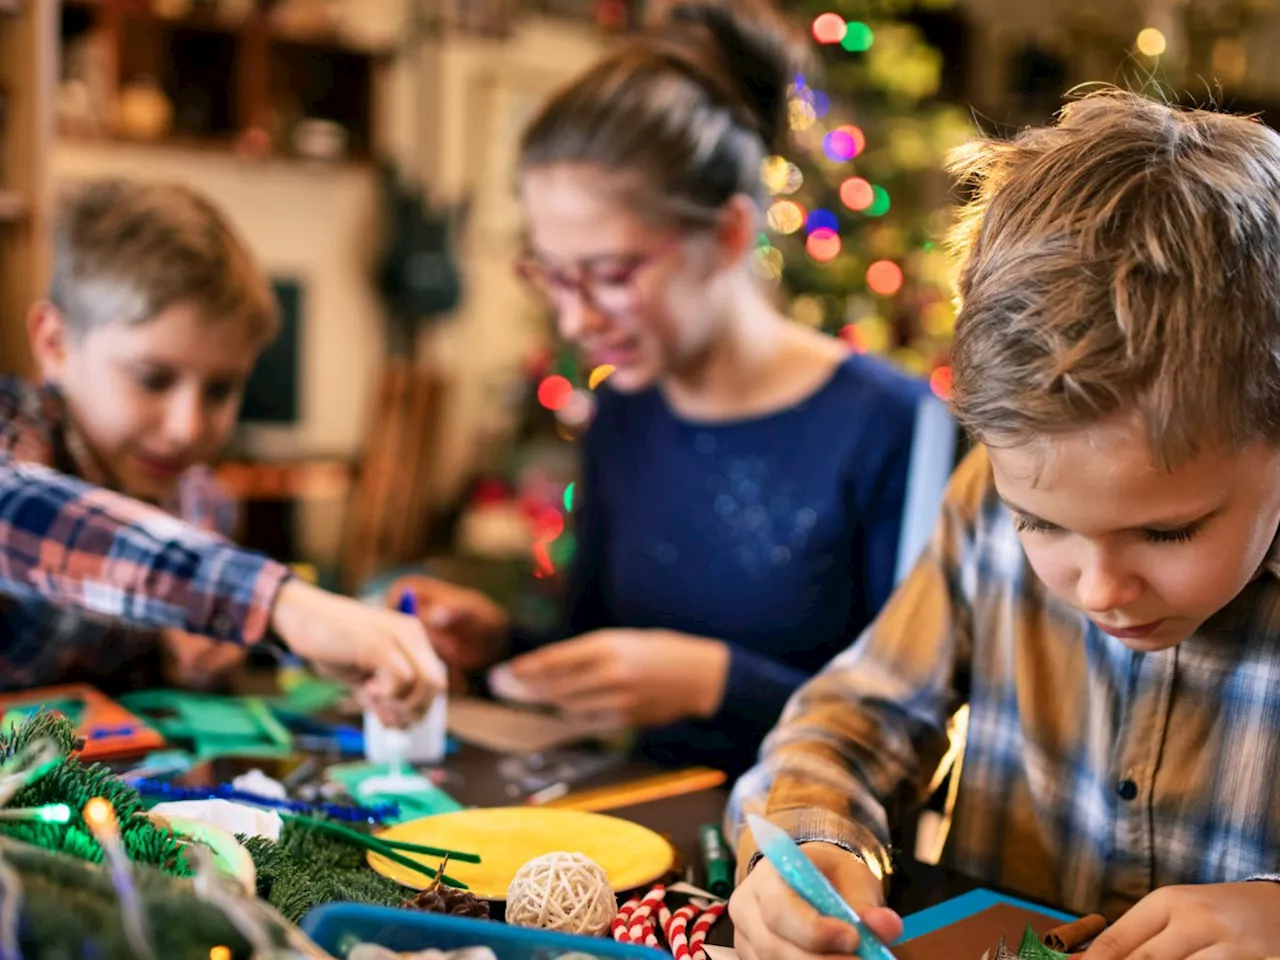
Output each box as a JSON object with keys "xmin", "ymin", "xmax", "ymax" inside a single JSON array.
[
  {"xmin": 58, "ymin": 128, "xmax": 373, "ymax": 167},
  {"xmin": 59, "ymin": 1, "xmax": 387, "ymax": 160},
  {"xmin": 0, "ymin": 191, "xmax": 26, "ymax": 224},
  {"xmin": 63, "ymin": 0, "xmax": 395, "ymax": 57}
]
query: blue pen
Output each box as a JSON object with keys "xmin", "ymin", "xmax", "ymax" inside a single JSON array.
[
  {"xmin": 747, "ymin": 814, "xmax": 897, "ymax": 960},
  {"xmin": 398, "ymin": 589, "xmax": 418, "ymax": 616}
]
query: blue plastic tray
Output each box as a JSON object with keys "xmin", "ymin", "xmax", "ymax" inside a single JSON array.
[
  {"xmin": 898, "ymin": 888, "xmax": 1075, "ymax": 942},
  {"xmin": 300, "ymin": 903, "xmax": 670, "ymax": 960}
]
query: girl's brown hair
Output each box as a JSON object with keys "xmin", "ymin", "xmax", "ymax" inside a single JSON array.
[{"xmin": 518, "ymin": 0, "xmax": 811, "ymax": 226}]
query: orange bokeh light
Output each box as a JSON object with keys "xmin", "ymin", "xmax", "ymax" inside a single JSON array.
[
  {"xmin": 840, "ymin": 177, "xmax": 874, "ymax": 211},
  {"xmin": 866, "ymin": 259, "xmax": 904, "ymax": 296},
  {"xmin": 812, "ymin": 13, "xmax": 847, "ymax": 44},
  {"xmin": 807, "ymin": 228, "xmax": 842, "ymax": 262}
]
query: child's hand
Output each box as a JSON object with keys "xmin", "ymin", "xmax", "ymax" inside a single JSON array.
[
  {"xmin": 387, "ymin": 575, "xmax": 510, "ymax": 671},
  {"xmin": 488, "ymin": 629, "xmax": 730, "ymax": 728},
  {"xmin": 270, "ymin": 579, "xmax": 447, "ymax": 727},
  {"xmin": 729, "ymin": 841, "xmax": 901, "ymax": 960},
  {"xmin": 161, "ymin": 628, "xmax": 245, "ymax": 687},
  {"xmin": 1080, "ymin": 882, "xmax": 1280, "ymax": 959}
]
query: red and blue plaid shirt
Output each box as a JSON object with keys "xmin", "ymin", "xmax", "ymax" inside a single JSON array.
[{"xmin": 0, "ymin": 376, "xmax": 288, "ymax": 690}]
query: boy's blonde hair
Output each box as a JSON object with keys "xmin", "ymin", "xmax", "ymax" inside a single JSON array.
[
  {"xmin": 947, "ymin": 88, "xmax": 1280, "ymax": 467},
  {"xmin": 49, "ymin": 178, "xmax": 278, "ymax": 344}
]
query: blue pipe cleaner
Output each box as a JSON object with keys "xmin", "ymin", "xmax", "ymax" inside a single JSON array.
[{"xmin": 126, "ymin": 778, "xmax": 399, "ymax": 823}]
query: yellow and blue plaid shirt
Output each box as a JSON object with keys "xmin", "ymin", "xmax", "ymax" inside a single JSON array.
[{"xmin": 729, "ymin": 445, "xmax": 1280, "ymax": 921}]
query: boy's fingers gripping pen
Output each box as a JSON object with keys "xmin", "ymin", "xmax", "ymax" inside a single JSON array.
[{"xmin": 746, "ymin": 814, "xmax": 897, "ymax": 960}]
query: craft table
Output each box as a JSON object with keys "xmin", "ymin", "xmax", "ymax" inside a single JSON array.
[
  {"xmin": 185, "ymin": 741, "xmax": 986, "ymax": 947},
  {"xmin": 154, "ymin": 668, "xmax": 1013, "ymax": 948}
]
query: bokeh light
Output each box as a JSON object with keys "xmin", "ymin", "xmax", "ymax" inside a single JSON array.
[
  {"xmin": 761, "ymin": 155, "xmax": 791, "ymax": 194},
  {"xmin": 558, "ymin": 389, "xmax": 594, "ymax": 427},
  {"xmin": 806, "ymin": 208, "xmax": 839, "ymax": 234},
  {"xmin": 840, "ymin": 177, "xmax": 875, "ymax": 212},
  {"xmin": 866, "ymin": 186, "xmax": 891, "ymax": 217},
  {"xmin": 839, "ymin": 125, "xmax": 867, "ymax": 156},
  {"xmin": 588, "ymin": 364, "xmax": 615, "ymax": 390},
  {"xmin": 838, "ymin": 324, "xmax": 867, "ymax": 352},
  {"xmin": 789, "ymin": 99, "xmax": 817, "ymax": 132},
  {"xmin": 767, "ymin": 199, "xmax": 806, "ymax": 235},
  {"xmin": 564, "ymin": 482, "xmax": 575, "ymax": 512},
  {"xmin": 866, "ymin": 260, "xmax": 904, "ymax": 296},
  {"xmin": 841, "ymin": 21, "xmax": 874, "ymax": 52},
  {"xmin": 793, "ymin": 295, "xmax": 825, "ymax": 328},
  {"xmin": 807, "ymin": 229, "xmax": 842, "ymax": 262},
  {"xmin": 812, "ymin": 13, "xmax": 847, "ymax": 44},
  {"xmin": 781, "ymin": 162, "xmax": 804, "ymax": 194},
  {"xmin": 537, "ymin": 375, "xmax": 573, "ymax": 411},
  {"xmin": 1136, "ymin": 28, "xmax": 1167, "ymax": 57},
  {"xmin": 823, "ymin": 129, "xmax": 858, "ymax": 162},
  {"xmin": 930, "ymin": 365, "xmax": 953, "ymax": 399},
  {"xmin": 754, "ymin": 245, "xmax": 785, "ymax": 280}
]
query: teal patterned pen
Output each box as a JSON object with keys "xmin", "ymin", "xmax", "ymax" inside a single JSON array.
[{"xmin": 747, "ymin": 814, "xmax": 897, "ymax": 960}]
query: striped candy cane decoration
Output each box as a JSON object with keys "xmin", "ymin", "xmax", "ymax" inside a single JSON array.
[
  {"xmin": 642, "ymin": 917, "xmax": 661, "ymax": 950},
  {"xmin": 666, "ymin": 903, "xmax": 700, "ymax": 960},
  {"xmin": 627, "ymin": 885, "xmax": 667, "ymax": 944},
  {"xmin": 689, "ymin": 903, "xmax": 726, "ymax": 960},
  {"xmin": 612, "ymin": 897, "xmax": 641, "ymax": 942}
]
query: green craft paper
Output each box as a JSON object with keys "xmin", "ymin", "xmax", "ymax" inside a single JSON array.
[
  {"xmin": 1018, "ymin": 926, "xmax": 1068, "ymax": 960},
  {"xmin": 273, "ymin": 673, "xmax": 348, "ymax": 715},
  {"xmin": 119, "ymin": 691, "xmax": 294, "ymax": 760},
  {"xmin": 325, "ymin": 762, "xmax": 463, "ymax": 822}
]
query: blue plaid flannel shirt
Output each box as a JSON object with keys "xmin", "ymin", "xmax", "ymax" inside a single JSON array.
[{"xmin": 729, "ymin": 445, "xmax": 1280, "ymax": 920}]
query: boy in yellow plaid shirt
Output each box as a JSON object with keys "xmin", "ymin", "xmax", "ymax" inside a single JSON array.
[{"xmin": 729, "ymin": 90, "xmax": 1280, "ymax": 960}]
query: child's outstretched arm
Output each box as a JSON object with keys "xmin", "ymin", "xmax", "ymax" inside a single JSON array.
[
  {"xmin": 726, "ymin": 450, "xmax": 985, "ymax": 960},
  {"xmin": 0, "ymin": 457, "xmax": 288, "ymax": 644},
  {"xmin": 0, "ymin": 457, "xmax": 444, "ymax": 724}
]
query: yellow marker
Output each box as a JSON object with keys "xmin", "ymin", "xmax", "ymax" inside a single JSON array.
[
  {"xmin": 589, "ymin": 364, "xmax": 616, "ymax": 390},
  {"xmin": 542, "ymin": 767, "xmax": 727, "ymax": 813}
]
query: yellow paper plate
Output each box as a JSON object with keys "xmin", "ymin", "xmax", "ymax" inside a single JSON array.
[{"xmin": 367, "ymin": 807, "xmax": 676, "ymax": 899}]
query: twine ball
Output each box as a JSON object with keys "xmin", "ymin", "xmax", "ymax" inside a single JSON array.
[{"xmin": 505, "ymin": 851, "xmax": 617, "ymax": 936}]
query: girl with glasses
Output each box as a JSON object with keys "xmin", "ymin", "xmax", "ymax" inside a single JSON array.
[{"xmin": 394, "ymin": 0, "xmax": 929, "ymax": 777}]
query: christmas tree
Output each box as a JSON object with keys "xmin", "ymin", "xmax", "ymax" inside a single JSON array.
[{"xmin": 756, "ymin": 0, "xmax": 973, "ymax": 401}]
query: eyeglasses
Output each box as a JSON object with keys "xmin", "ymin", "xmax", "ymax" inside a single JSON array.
[{"xmin": 513, "ymin": 237, "xmax": 684, "ymax": 317}]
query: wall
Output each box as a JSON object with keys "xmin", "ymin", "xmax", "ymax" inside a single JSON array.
[{"xmin": 409, "ymin": 17, "xmax": 608, "ymax": 506}]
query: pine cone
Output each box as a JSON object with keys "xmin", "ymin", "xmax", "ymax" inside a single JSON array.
[{"xmin": 403, "ymin": 883, "xmax": 490, "ymax": 919}]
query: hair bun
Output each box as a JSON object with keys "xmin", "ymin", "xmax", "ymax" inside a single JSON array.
[{"xmin": 658, "ymin": 0, "xmax": 812, "ymax": 155}]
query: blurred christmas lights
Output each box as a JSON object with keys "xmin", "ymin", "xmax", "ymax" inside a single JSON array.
[
  {"xmin": 537, "ymin": 375, "xmax": 573, "ymax": 411},
  {"xmin": 812, "ymin": 12, "xmax": 846, "ymax": 44},
  {"xmin": 807, "ymin": 229, "xmax": 842, "ymax": 262}
]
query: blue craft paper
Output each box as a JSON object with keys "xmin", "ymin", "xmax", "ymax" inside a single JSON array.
[{"xmin": 898, "ymin": 889, "xmax": 1075, "ymax": 943}]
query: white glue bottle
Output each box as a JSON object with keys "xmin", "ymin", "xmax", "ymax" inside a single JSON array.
[{"xmin": 358, "ymin": 588, "xmax": 448, "ymax": 796}]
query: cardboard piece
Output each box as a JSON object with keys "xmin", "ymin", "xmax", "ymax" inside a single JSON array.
[
  {"xmin": 893, "ymin": 904, "xmax": 1066, "ymax": 960},
  {"xmin": 446, "ymin": 697, "xmax": 622, "ymax": 755}
]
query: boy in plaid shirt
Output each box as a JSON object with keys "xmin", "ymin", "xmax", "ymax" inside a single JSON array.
[
  {"xmin": 729, "ymin": 91, "xmax": 1280, "ymax": 960},
  {"xmin": 0, "ymin": 178, "xmax": 442, "ymax": 726}
]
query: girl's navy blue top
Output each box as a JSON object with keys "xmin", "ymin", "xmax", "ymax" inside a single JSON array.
[{"xmin": 520, "ymin": 352, "xmax": 928, "ymax": 777}]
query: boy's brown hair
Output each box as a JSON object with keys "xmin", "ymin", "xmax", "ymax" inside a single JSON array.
[
  {"xmin": 49, "ymin": 178, "xmax": 278, "ymax": 344},
  {"xmin": 947, "ymin": 88, "xmax": 1280, "ymax": 468}
]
